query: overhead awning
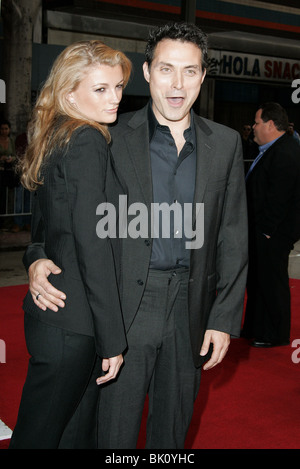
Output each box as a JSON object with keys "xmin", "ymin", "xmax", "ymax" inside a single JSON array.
[{"xmin": 45, "ymin": 9, "xmax": 300, "ymax": 60}]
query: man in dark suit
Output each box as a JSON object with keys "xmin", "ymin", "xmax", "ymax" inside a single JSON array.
[
  {"xmin": 24, "ymin": 23, "xmax": 248, "ymax": 448},
  {"xmin": 242, "ymin": 102, "xmax": 300, "ymax": 347}
]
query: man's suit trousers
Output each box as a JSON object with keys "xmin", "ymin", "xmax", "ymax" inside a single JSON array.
[
  {"xmin": 98, "ymin": 267, "xmax": 202, "ymax": 449},
  {"xmin": 243, "ymin": 232, "xmax": 291, "ymax": 344}
]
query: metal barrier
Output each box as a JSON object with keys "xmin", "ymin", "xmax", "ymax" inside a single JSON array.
[
  {"xmin": 0, "ymin": 184, "xmax": 32, "ymax": 229},
  {"xmin": 243, "ymin": 159, "xmax": 254, "ymax": 175}
]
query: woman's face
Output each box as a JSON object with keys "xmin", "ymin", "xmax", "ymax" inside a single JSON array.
[
  {"xmin": 0, "ymin": 124, "xmax": 10, "ymax": 137},
  {"xmin": 68, "ymin": 64, "xmax": 124, "ymax": 123}
]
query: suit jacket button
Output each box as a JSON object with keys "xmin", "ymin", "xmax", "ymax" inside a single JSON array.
[
  {"xmin": 144, "ymin": 239, "xmax": 150, "ymax": 246},
  {"xmin": 137, "ymin": 279, "xmax": 144, "ymax": 286}
]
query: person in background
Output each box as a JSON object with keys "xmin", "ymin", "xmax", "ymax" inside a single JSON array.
[
  {"xmin": 11, "ymin": 128, "xmax": 32, "ymax": 232},
  {"xmin": 242, "ymin": 102, "xmax": 300, "ymax": 347},
  {"xmin": 241, "ymin": 123, "xmax": 251, "ymax": 150},
  {"xmin": 9, "ymin": 40, "xmax": 131, "ymax": 449},
  {"xmin": 0, "ymin": 119, "xmax": 16, "ymax": 228},
  {"xmin": 287, "ymin": 122, "xmax": 300, "ymax": 145},
  {"xmin": 241, "ymin": 123, "xmax": 258, "ymax": 174},
  {"xmin": 23, "ymin": 22, "xmax": 248, "ymax": 449}
]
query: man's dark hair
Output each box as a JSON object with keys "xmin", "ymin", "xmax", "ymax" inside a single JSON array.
[
  {"xmin": 259, "ymin": 102, "xmax": 289, "ymax": 131},
  {"xmin": 145, "ymin": 22, "xmax": 208, "ymax": 70}
]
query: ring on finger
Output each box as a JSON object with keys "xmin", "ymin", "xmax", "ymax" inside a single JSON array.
[{"xmin": 36, "ymin": 293, "xmax": 42, "ymax": 301}]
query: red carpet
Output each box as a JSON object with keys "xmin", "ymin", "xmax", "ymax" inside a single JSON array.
[{"xmin": 1, "ymin": 281, "xmax": 300, "ymax": 449}]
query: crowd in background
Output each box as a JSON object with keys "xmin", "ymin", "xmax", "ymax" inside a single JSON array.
[{"xmin": 0, "ymin": 119, "xmax": 31, "ymax": 232}]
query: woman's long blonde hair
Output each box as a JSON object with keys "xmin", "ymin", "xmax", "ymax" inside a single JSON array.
[{"xmin": 21, "ymin": 40, "xmax": 132, "ymax": 190}]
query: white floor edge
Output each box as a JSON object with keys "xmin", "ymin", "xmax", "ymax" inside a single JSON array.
[{"xmin": 0, "ymin": 419, "xmax": 12, "ymax": 440}]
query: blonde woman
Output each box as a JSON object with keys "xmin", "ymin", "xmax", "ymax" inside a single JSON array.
[{"xmin": 9, "ymin": 41, "xmax": 131, "ymax": 449}]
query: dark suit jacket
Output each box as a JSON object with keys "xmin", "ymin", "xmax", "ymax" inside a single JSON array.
[
  {"xmin": 246, "ymin": 133, "xmax": 300, "ymax": 247},
  {"xmin": 24, "ymin": 106, "xmax": 248, "ymax": 367},
  {"xmin": 23, "ymin": 126, "xmax": 127, "ymax": 359},
  {"xmin": 109, "ymin": 104, "xmax": 248, "ymax": 367}
]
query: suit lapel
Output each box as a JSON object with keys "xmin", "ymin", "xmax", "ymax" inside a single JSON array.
[
  {"xmin": 124, "ymin": 108, "xmax": 153, "ymax": 207},
  {"xmin": 192, "ymin": 115, "xmax": 214, "ymax": 224},
  {"xmin": 246, "ymin": 133, "xmax": 286, "ymax": 181}
]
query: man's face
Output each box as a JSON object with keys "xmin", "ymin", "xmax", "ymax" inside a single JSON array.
[
  {"xmin": 143, "ymin": 39, "xmax": 206, "ymax": 127},
  {"xmin": 242, "ymin": 125, "xmax": 251, "ymax": 138},
  {"xmin": 252, "ymin": 109, "xmax": 271, "ymax": 146}
]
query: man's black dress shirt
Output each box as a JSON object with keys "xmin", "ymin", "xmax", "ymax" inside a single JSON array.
[{"xmin": 148, "ymin": 104, "xmax": 197, "ymax": 270}]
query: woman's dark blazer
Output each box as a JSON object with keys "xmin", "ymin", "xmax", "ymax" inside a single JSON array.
[{"xmin": 23, "ymin": 126, "xmax": 127, "ymax": 359}]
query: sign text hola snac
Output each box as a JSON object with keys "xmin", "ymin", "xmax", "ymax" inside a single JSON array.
[{"xmin": 208, "ymin": 50, "xmax": 300, "ymax": 83}]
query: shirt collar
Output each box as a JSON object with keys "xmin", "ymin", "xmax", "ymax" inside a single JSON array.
[
  {"xmin": 147, "ymin": 100, "xmax": 195, "ymax": 143},
  {"xmin": 258, "ymin": 135, "xmax": 282, "ymax": 153}
]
